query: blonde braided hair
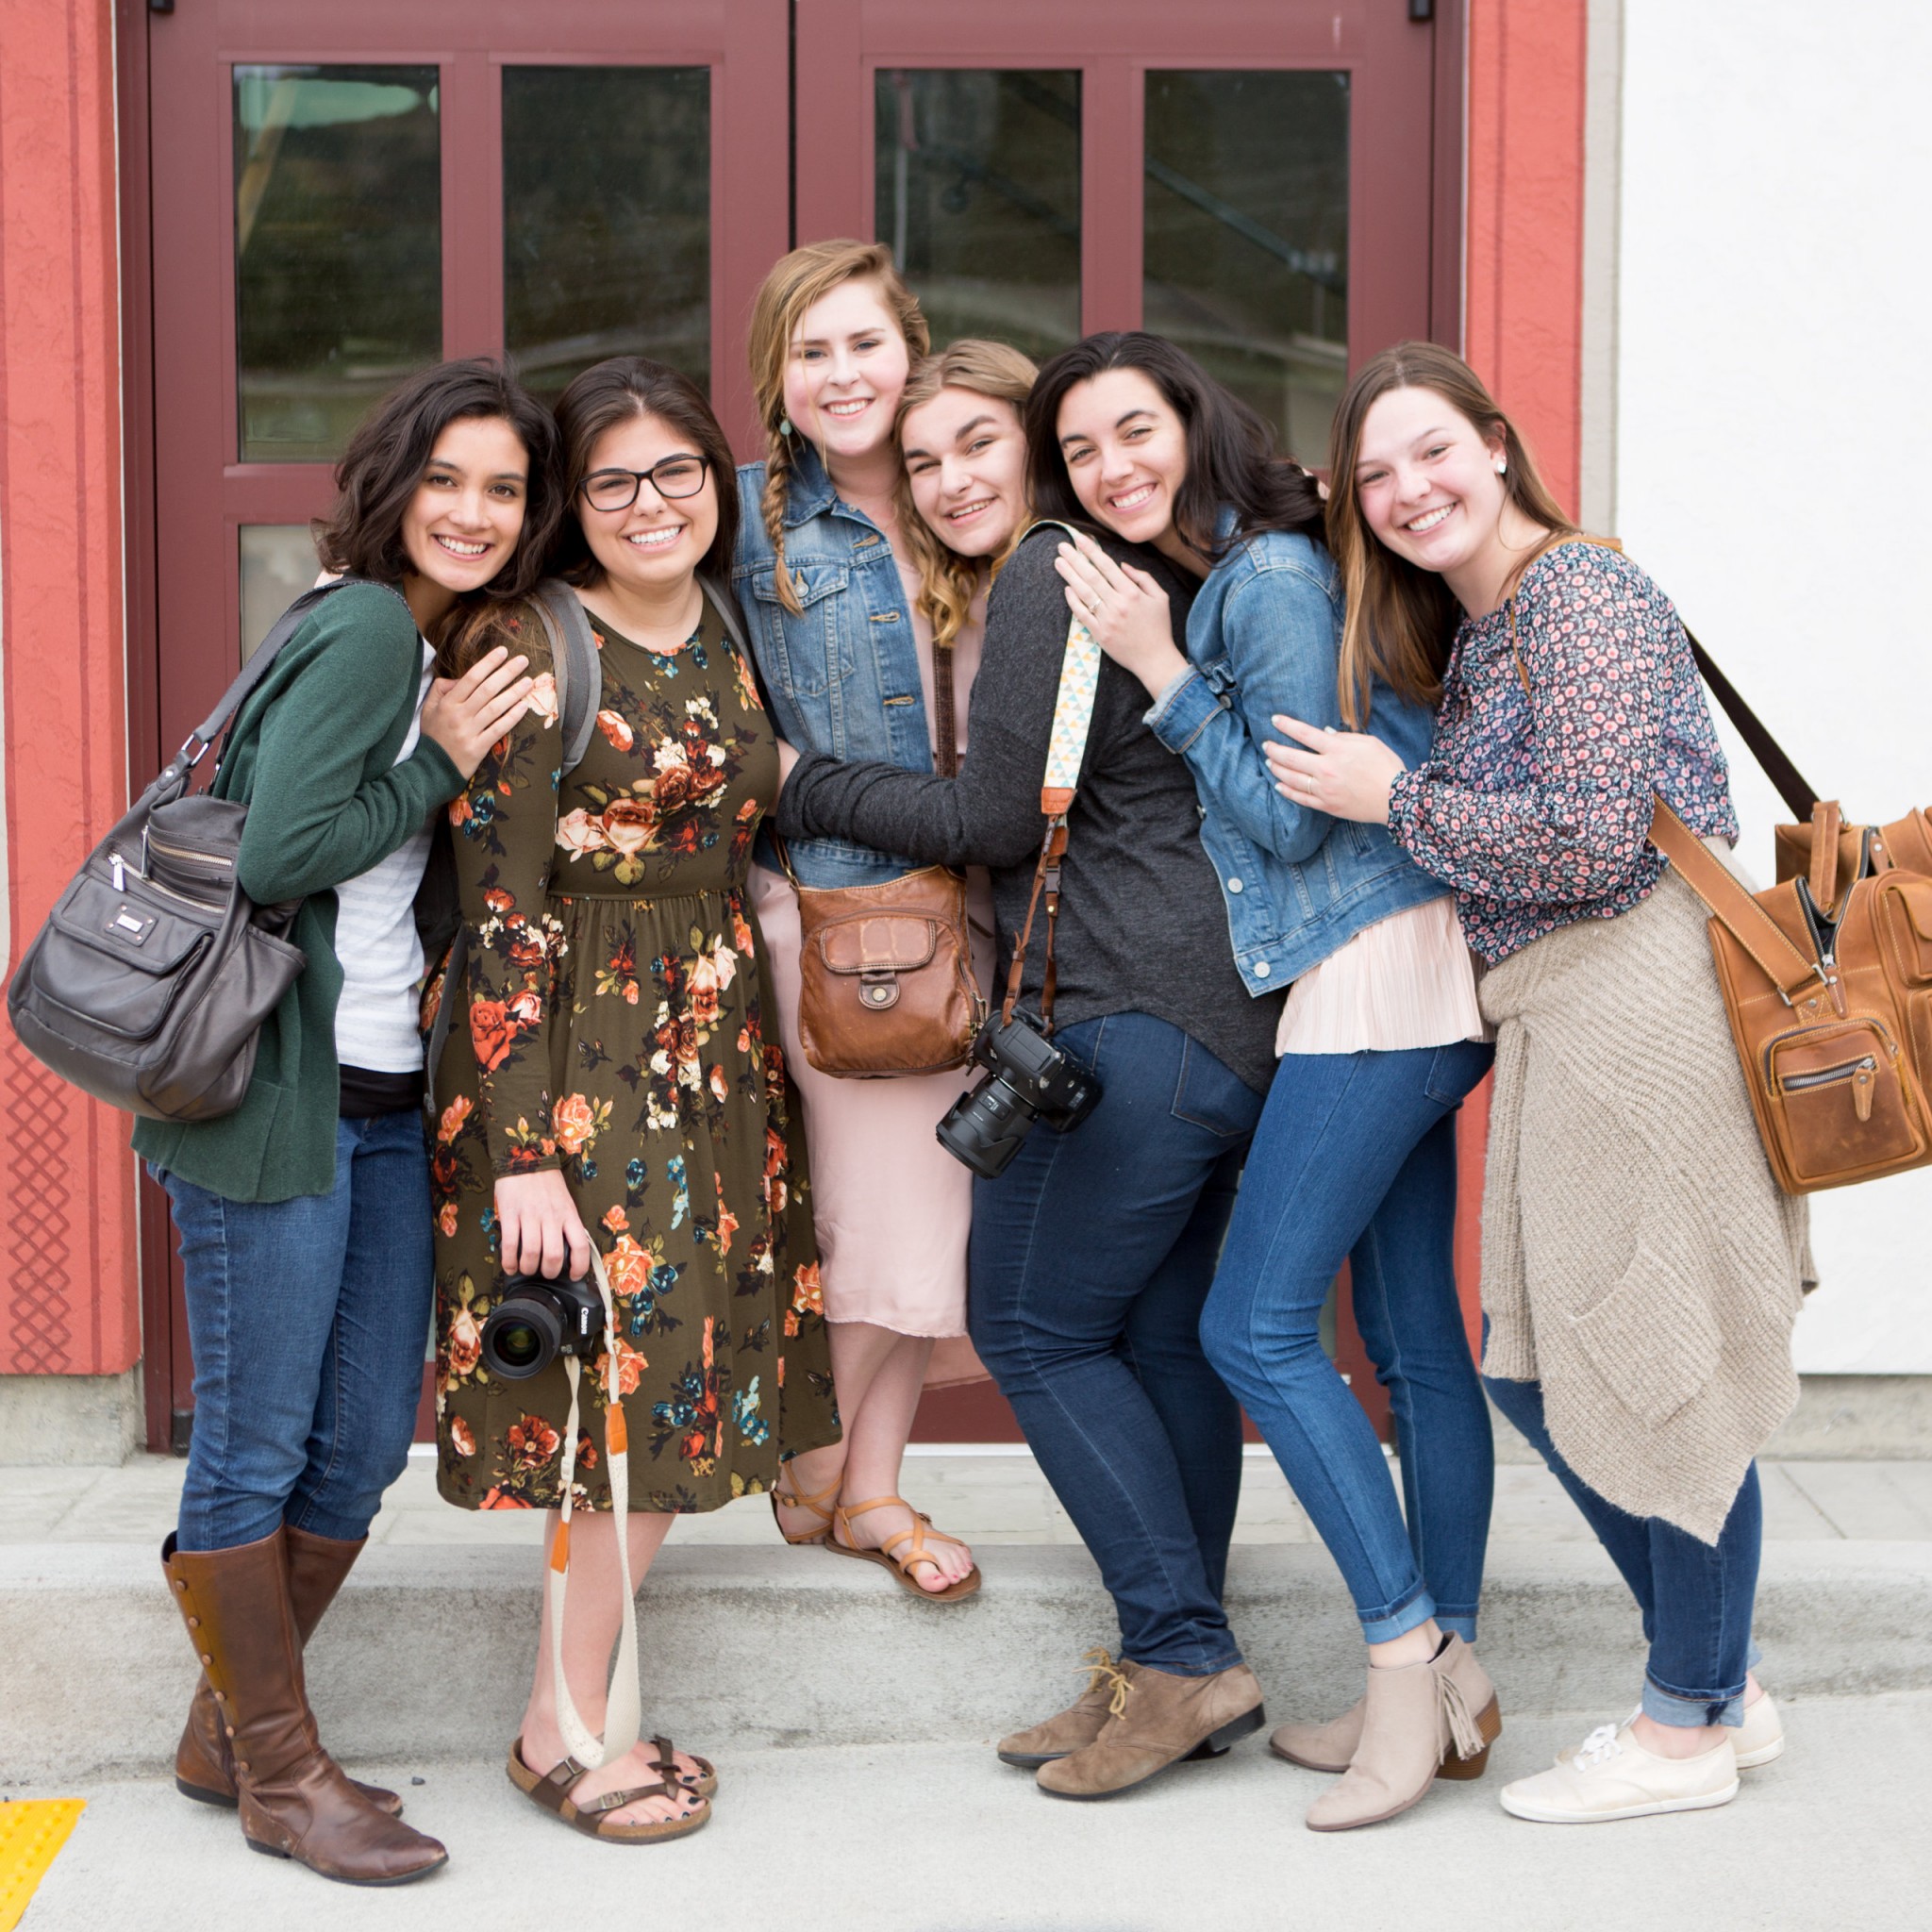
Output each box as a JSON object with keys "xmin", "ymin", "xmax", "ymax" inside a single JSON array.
[
  {"xmin": 891, "ymin": 341, "xmax": 1039, "ymax": 650},
  {"xmin": 745, "ymin": 241, "xmax": 929, "ymax": 612}
]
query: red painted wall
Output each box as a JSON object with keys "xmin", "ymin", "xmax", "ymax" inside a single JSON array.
[
  {"xmin": 1465, "ymin": 0, "xmax": 1588, "ymax": 517},
  {"xmin": 0, "ymin": 0, "xmax": 140, "ymax": 1376}
]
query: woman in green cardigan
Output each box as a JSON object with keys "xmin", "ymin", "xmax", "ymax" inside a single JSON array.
[{"xmin": 141, "ymin": 359, "xmax": 556, "ymax": 1888}]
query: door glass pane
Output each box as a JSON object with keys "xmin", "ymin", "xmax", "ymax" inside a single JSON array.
[
  {"xmin": 874, "ymin": 71, "xmax": 1080, "ymax": 362},
  {"xmin": 240, "ymin": 525, "xmax": 324, "ymax": 662},
  {"xmin": 504, "ymin": 67, "xmax": 711, "ymax": 406},
  {"xmin": 1143, "ymin": 72, "xmax": 1349, "ymax": 466},
  {"xmin": 234, "ymin": 66, "xmax": 441, "ymax": 462}
]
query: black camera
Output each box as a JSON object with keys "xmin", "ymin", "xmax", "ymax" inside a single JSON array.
[
  {"xmin": 480, "ymin": 1271, "xmax": 605, "ymax": 1381},
  {"xmin": 936, "ymin": 1012, "xmax": 1102, "ymax": 1179}
]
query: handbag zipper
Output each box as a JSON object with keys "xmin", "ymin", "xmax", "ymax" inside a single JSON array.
[
  {"xmin": 1780, "ymin": 1055, "xmax": 1878, "ymax": 1122},
  {"xmin": 1761, "ymin": 1017, "xmax": 1898, "ymax": 1091}
]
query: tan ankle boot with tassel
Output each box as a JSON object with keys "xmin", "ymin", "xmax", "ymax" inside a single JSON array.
[{"xmin": 1305, "ymin": 1636, "xmax": 1500, "ymax": 1832}]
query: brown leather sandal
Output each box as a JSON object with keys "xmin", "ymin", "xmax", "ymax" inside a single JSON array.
[
  {"xmin": 506, "ymin": 1739, "xmax": 710, "ymax": 1844},
  {"xmin": 647, "ymin": 1733, "xmax": 718, "ymax": 1800},
  {"xmin": 828, "ymin": 1494, "xmax": 982, "ymax": 1602},
  {"xmin": 771, "ymin": 1468, "xmax": 841, "ymax": 1546}
]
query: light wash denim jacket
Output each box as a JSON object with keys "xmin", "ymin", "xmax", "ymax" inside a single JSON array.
[
  {"xmin": 1146, "ymin": 514, "xmax": 1447, "ymax": 995},
  {"xmin": 733, "ymin": 450, "xmax": 932, "ymax": 888}
]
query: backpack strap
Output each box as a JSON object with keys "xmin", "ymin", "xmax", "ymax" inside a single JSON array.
[{"xmin": 528, "ymin": 579, "xmax": 602, "ymax": 777}]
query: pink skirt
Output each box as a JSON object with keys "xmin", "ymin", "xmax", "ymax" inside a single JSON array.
[{"xmin": 750, "ymin": 859, "xmax": 995, "ymax": 1367}]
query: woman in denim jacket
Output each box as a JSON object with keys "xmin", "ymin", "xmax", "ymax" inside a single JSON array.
[
  {"xmin": 730, "ymin": 241, "xmax": 982, "ymax": 1596},
  {"xmin": 1053, "ymin": 334, "xmax": 1496, "ymax": 1833}
]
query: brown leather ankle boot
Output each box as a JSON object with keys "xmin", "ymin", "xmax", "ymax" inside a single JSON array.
[
  {"xmin": 175, "ymin": 1526, "xmax": 401, "ymax": 1816},
  {"xmin": 1035, "ymin": 1658, "xmax": 1265, "ymax": 1799},
  {"xmin": 1002, "ymin": 1649, "xmax": 1240, "ymax": 1770},
  {"xmin": 1305, "ymin": 1636, "xmax": 1501, "ymax": 1832},
  {"xmin": 162, "ymin": 1531, "xmax": 446, "ymax": 1885}
]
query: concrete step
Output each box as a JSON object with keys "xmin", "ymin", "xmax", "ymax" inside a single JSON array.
[
  {"xmin": 14, "ymin": 1700, "xmax": 1932, "ymax": 1932},
  {"xmin": 5, "ymin": 1536, "xmax": 1929, "ymax": 1787}
]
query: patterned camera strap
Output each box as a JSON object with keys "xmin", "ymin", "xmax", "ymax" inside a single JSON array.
[
  {"xmin": 546, "ymin": 1249, "xmax": 641, "ymax": 1770},
  {"xmin": 1002, "ymin": 520, "xmax": 1104, "ymax": 1030}
]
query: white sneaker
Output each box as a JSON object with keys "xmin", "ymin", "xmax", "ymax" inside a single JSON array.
[
  {"xmin": 1503, "ymin": 1720, "xmax": 1739, "ymax": 1824},
  {"xmin": 1551, "ymin": 1692, "xmax": 1783, "ymax": 1772},
  {"xmin": 1734, "ymin": 1690, "xmax": 1785, "ymax": 1769}
]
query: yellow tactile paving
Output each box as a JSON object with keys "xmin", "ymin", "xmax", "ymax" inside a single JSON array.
[{"xmin": 0, "ymin": 1800, "xmax": 86, "ymax": 1932}]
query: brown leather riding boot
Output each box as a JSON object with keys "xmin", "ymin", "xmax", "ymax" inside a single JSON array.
[
  {"xmin": 1035, "ymin": 1658, "xmax": 1265, "ymax": 1799},
  {"xmin": 162, "ymin": 1530, "xmax": 446, "ymax": 1885},
  {"xmin": 175, "ymin": 1526, "xmax": 401, "ymax": 1816}
]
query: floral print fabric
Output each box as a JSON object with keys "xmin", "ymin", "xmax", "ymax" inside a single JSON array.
[
  {"xmin": 429, "ymin": 591, "xmax": 839, "ymax": 1512},
  {"xmin": 1386, "ymin": 541, "xmax": 1739, "ymax": 963}
]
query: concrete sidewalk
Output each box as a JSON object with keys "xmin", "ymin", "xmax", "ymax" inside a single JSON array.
[{"xmin": 15, "ymin": 1698, "xmax": 1932, "ymax": 1932}]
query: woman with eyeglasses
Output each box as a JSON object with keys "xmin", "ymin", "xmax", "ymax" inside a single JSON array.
[{"xmin": 429, "ymin": 356, "xmax": 839, "ymax": 1845}]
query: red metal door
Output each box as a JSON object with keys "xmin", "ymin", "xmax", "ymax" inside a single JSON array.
[
  {"xmin": 139, "ymin": 0, "xmax": 791, "ymax": 1449},
  {"xmin": 791, "ymin": 0, "xmax": 1465, "ymax": 1439}
]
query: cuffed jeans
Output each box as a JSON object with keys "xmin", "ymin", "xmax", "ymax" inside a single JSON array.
[
  {"xmin": 1202, "ymin": 1041, "xmax": 1495, "ymax": 1643},
  {"xmin": 969, "ymin": 1012, "xmax": 1263, "ymax": 1676},
  {"xmin": 1484, "ymin": 1374, "xmax": 1759, "ymax": 1728},
  {"xmin": 157, "ymin": 1109, "xmax": 434, "ymax": 1553}
]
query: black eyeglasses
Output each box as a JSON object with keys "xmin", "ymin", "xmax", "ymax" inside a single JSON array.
[{"xmin": 579, "ymin": 455, "xmax": 710, "ymax": 513}]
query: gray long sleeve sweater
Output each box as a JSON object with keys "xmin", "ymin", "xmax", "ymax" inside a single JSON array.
[{"xmin": 774, "ymin": 525, "xmax": 1282, "ymax": 1093}]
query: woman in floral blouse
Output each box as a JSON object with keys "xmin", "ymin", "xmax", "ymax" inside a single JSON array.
[
  {"xmin": 1264, "ymin": 343, "xmax": 1808, "ymax": 1827},
  {"xmin": 430, "ymin": 357, "xmax": 839, "ymax": 1843}
]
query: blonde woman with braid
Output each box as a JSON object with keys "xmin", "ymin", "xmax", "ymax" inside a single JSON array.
[{"xmin": 734, "ymin": 245, "xmax": 1024, "ymax": 1596}]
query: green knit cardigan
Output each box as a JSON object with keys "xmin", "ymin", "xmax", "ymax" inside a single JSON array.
[{"xmin": 132, "ymin": 583, "xmax": 462, "ymax": 1202}]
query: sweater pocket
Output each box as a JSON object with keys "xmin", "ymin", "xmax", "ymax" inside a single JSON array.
[{"xmin": 1567, "ymin": 1237, "xmax": 1722, "ymax": 1429}]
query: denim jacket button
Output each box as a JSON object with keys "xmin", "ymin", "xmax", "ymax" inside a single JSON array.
[
  {"xmin": 1226, "ymin": 876, "xmax": 1243, "ymax": 893},
  {"xmin": 1252, "ymin": 959, "xmax": 1271, "ymax": 977}
]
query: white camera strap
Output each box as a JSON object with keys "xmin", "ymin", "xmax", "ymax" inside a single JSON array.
[{"xmin": 545, "ymin": 1249, "xmax": 641, "ymax": 1770}]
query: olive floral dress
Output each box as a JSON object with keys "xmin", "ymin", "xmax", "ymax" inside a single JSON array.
[{"xmin": 429, "ymin": 588, "xmax": 839, "ymax": 1512}]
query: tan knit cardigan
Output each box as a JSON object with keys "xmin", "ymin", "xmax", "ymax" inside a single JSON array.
[{"xmin": 1477, "ymin": 858, "xmax": 1813, "ymax": 1544}]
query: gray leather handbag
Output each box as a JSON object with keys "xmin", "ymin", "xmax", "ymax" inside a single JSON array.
[{"xmin": 7, "ymin": 577, "xmax": 405, "ymax": 1122}]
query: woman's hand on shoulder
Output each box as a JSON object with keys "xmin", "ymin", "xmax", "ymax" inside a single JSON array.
[
  {"xmin": 493, "ymin": 1168, "xmax": 592, "ymax": 1281},
  {"xmin": 1054, "ymin": 529, "xmax": 1188, "ymax": 700},
  {"xmin": 421, "ymin": 644, "xmax": 534, "ymax": 780}
]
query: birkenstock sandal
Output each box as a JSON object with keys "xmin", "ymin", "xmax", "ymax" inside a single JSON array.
[
  {"xmin": 647, "ymin": 1732, "xmax": 718, "ymax": 1799},
  {"xmin": 771, "ymin": 1468, "xmax": 841, "ymax": 1546},
  {"xmin": 507, "ymin": 1739, "xmax": 710, "ymax": 1844},
  {"xmin": 828, "ymin": 1494, "xmax": 982, "ymax": 1602}
]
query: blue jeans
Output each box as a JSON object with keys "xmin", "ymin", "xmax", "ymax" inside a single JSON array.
[
  {"xmin": 158, "ymin": 1109, "xmax": 433, "ymax": 1553},
  {"xmin": 969, "ymin": 1012, "xmax": 1263, "ymax": 1675},
  {"xmin": 1201, "ymin": 1042, "xmax": 1495, "ymax": 1643},
  {"xmin": 1483, "ymin": 1374, "xmax": 1760, "ymax": 1728}
]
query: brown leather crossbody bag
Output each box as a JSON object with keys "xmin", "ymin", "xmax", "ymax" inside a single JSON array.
[
  {"xmin": 774, "ymin": 635, "xmax": 984, "ymax": 1079},
  {"xmin": 1513, "ymin": 539, "xmax": 1932, "ymax": 1194}
]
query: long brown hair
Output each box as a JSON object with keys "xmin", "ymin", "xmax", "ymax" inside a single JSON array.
[
  {"xmin": 1325, "ymin": 341, "xmax": 1574, "ymax": 726},
  {"xmin": 892, "ymin": 340, "xmax": 1039, "ymax": 651},
  {"xmin": 745, "ymin": 240, "xmax": 929, "ymax": 612}
]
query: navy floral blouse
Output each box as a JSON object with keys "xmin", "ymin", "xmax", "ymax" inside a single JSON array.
[{"xmin": 1387, "ymin": 541, "xmax": 1738, "ymax": 963}]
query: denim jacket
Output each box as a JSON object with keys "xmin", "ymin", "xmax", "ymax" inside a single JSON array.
[
  {"xmin": 1146, "ymin": 515, "xmax": 1446, "ymax": 995},
  {"xmin": 733, "ymin": 451, "xmax": 932, "ymax": 887}
]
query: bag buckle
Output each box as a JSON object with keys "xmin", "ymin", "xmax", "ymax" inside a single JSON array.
[
  {"xmin": 176, "ymin": 734, "xmax": 210, "ymax": 769},
  {"xmin": 858, "ymin": 969, "xmax": 900, "ymax": 1011}
]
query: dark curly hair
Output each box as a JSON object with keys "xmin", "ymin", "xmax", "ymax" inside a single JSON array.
[
  {"xmin": 312, "ymin": 357, "xmax": 563, "ymax": 611},
  {"xmin": 1024, "ymin": 332, "xmax": 1324, "ymax": 561}
]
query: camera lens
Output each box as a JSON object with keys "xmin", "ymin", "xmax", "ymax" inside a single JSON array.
[
  {"xmin": 492, "ymin": 1322, "xmax": 543, "ymax": 1372},
  {"xmin": 480, "ymin": 1291, "xmax": 565, "ymax": 1381}
]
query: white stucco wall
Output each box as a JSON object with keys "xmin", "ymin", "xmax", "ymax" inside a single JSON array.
[{"xmin": 1612, "ymin": 1, "xmax": 1932, "ymax": 1371}]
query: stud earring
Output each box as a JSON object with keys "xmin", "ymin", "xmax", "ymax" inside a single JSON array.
[
  {"xmin": 778, "ymin": 416, "xmax": 794, "ymax": 439},
  {"xmin": 1495, "ymin": 459, "xmax": 1507, "ymax": 475}
]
